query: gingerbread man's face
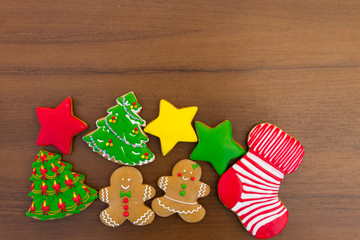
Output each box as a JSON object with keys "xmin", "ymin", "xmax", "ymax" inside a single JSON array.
[
  {"xmin": 172, "ymin": 159, "xmax": 202, "ymax": 182},
  {"xmin": 110, "ymin": 167, "xmax": 143, "ymax": 190}
]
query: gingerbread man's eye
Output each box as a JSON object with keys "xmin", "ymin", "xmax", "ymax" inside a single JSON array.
[
  {"xmin": 122, "ymin": 178, "xmax": 124, "ymax": 180},
  {"xmin": 128, "ymin": 178, "xmax": 131, "ymax": 181},
  {"xmin": 183, "ymin": 170, "xmax": 186, "ymax": 172},
  {"xmin": 190, "ymin": 172, "xmax": 193, "ymax": 174}
]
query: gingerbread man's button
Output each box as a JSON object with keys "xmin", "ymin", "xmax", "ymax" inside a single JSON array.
[
  {"xmin": 123, "ymin": 198, "xmax": 128, "ymax": 203},
  {"xmin": 123, "ymin": 212, "xmax": 129, "ymax": 217},
  {"xmin": 123, "ymin": 205, "xmax": 129, "ymax": 210}
]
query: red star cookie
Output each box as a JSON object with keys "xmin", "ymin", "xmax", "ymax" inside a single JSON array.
[{"xmin": 36, "ymin": 97, "xmax": 88, "ymax": 155}]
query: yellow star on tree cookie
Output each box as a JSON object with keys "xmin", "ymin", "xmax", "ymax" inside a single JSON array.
[{"xmin": 144, "ymin": 100, "xmax": 198, "ymax": 156}]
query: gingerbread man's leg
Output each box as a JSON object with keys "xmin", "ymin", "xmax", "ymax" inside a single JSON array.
[
  {"xmin": 129, "ymin": 206, "xmax": 155, "ymax": 226},
  {"xmin": 151, "ymin": 197, "xmax": 175, "ymax": 217},
  {"xmin": 100, "ymin": 207, "xmax": 126, "ymax": 227},
  {"xmin": 178, "ymin": 205, "xmax": 206, "ymax": 223}
]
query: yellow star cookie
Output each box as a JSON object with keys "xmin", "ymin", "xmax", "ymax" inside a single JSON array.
[{"xmin": 144, "ymin": 100, "xmax": 198, "ymax": 156}]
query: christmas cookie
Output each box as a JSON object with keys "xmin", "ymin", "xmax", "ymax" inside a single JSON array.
[
  {"xmin": 36, "ymin": 97, "xmax": 88, "ymax": 155},
  {"xmin": 218, "ymin": 123, "xmax": 304, "ymax": 239},
  {"xmin": 27, "ymin": 150, "xmax": 98, "ymax": 220},
  {"xmin": 99, "ymin": 167, "xmax": 156, "ymax": 227},
  {"xmin": 151, "ymin": 159, "xmax": 210, "ymax": 223},
  {"xmin": 190, "ymin": 121, "xmax": 246, "ymax": 175},
  {"xmin": 83, "ymin": 92, "xmax": 155, "ymax": 165},
  {"xmin": 144, "ymin": 100, "xmax": 198, "ymax": 156}
]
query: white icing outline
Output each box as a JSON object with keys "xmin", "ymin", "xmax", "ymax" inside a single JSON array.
[
  {"xmin": 158, "ymin": 198, "xmax": 201, "ymax": 214},
  {"xmin": 133, "ymin": 209, "xmax": 154, "ymax": 225},
  {"xmin": 101, "ymin": 188, "xmax": 109, "ymax": 203},
  {"xmin": 164, "ymin": 195, "xmax": 197, "ymax": 205},
  {"xmin": 159, "ymin": 177, "xmax": 168, "ymax": 191},
  {"xmin": 198, "ymin": 183, "xmax": 206, "ymax": 198},
  {"xmin": 101, "ymin": 210, "xmax": 119, "ymax": 227},
  {"xmin": 143, "ymin": 185, "xmax": 152, "ymax": 201}
]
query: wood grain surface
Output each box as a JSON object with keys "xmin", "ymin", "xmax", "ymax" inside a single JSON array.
[{"xmin": 1, "ymin": 0, "xmax": 360, "ymax": 239}]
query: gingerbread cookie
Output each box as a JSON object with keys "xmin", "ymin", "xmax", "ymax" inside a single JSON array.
[
  {"xmin": 99, "ymin": 167, "xmax": 156, "ymax": 227},
  {"xmin": 152, "ymin": 159, "xmax": 210, "ymax": 223},
  {"xmin": 218, "ymin": 123, "xmax": 304, "ymax": 239}
]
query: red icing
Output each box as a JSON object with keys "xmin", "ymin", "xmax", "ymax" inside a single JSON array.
[
  {"xmin": 191, "ymin": 177, "xmax": 195, "ymax": 181},
  {"xmin": 134, "ymin": 127, "xmax": 138, "ymax": 131},
  {"xmin": 123, "ymin": 212, "xmax": 129, "ymax": 217},
  {"xmin": 36, "ymin": 97, "xmax": 88, "ymax": 155},
  {"xmin": 255, "ymin": 211, "xmax": 289, "ymax": 239},
  {"xmin": 132, "ymin": 102, "xmax": 136, "ymax": 105},
  {"xmin": 123, "ymin": 205, "xmax": 128, "ymax": 210},
  {"xmin": 123, "ymin": 198, "xmax": 128, "ymax": 203},
  {"xmin": 177, "ymin": 173, "xmax": 182, "ymax": 177},
  {"xmin": 112, "ymin": 116, "xmax": 116, "ymax": 120},
  {"xmin": 145, "ymin": 153, "xmax": 149, "ymax": 156},
  {"xmin": 108, "ymin": 139, "xmax": 112, "ymax": 143},
  {"xmin": 217, "ymin": 168, "xmax": 243, "ymax": 209}
]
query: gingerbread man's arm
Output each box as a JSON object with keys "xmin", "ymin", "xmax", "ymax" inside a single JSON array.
[
  {"xmin": 197, "ymin": 182, "xmax": 210, "ymax": 198},
  {"xmin": 142, "ymin": 184, "xmax": 156, "ymax": 202},
  {"xmin": 99, "ymin": 186, "xmax": 112, "ymax": 204},
  {"xmin": 157, "ymin": 176, "xmax": 170, "ymax": 193}
]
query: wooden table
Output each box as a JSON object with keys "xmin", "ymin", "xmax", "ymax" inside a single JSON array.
[{"xmin": 1, "ymin": 1, "xmax": 359, "ymax": 239}]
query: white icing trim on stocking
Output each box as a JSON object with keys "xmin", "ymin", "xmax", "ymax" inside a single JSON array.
[
  {"xmin": 101, "ymin": 210, "xmax": 119, "ymax": 227},
  {"xmin": 233, "ymin": 164, "xmax": 279, "ymax": 189},
  {"xmin": 252, "ymin": 208, "xmax": 288, "ymax": 235},
  {"xmin": 157, "ymin": 198, "xmax": 201, "ymax": 214},
  {"xmin": 133, "ymin": 209, "xmax": 154, "ymax": 225},
  {"xmin": 242, "ymin": 159, "xmax": 281, "ymax": 184},
  {"xmin": 245, "ymin": 205, "xmax": 285, "ymax": 232},
  {"xmin": 246, "ymin": 152, "xmax": 284, "ymax": 179}
]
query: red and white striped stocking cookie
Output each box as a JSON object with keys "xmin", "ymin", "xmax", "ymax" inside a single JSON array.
[{"xmin": 218, "ymin": 123, "xmax": 304, "ymax": 239}]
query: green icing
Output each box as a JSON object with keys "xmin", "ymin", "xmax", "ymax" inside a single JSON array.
[
  {"xmin": 83, "ymin": 92, "xmax": 155, "ymax": 165},
  {"xmin": 26, "ymin": 150, "xmax": 98, "ymax": 220},
  {"xmin": 190, "ymin": 121, "xmax": 246, "ymax": 175}
]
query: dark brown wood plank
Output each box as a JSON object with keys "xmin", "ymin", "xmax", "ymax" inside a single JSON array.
[{"xmin": 1, "ymin": 1, "xmax": 359, "ymax": 239}]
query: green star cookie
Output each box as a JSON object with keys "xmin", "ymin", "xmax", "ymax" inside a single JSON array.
[{"xmin": 190, "ymin": 121, "xmax": 246, "ymax": 175}]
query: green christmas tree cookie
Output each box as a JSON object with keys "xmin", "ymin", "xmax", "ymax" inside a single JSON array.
[
  {"xmin": 27, "ymin": 150, "xmax": 98, "ymax": 220},
  {"xmin": 83, "ymin": 92, "xmax": 155, "ymax": 165}
]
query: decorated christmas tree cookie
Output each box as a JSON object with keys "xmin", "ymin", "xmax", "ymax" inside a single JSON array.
[
  {"xmin": 27, "ymin": 150, "xmax": 98, "ymax": 220},
  {"xmin": 83, "ymin": 92, "xmax": 155, "ymax": 165}
]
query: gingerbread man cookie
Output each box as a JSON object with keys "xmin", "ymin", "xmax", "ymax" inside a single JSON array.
[
  {"xmin": 99, "ymin": 167, "xmax": 156, "ymax": 227},
  {"xmin": 152, "ymin": 159, "xmax": 210, "ymax": 223}
]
